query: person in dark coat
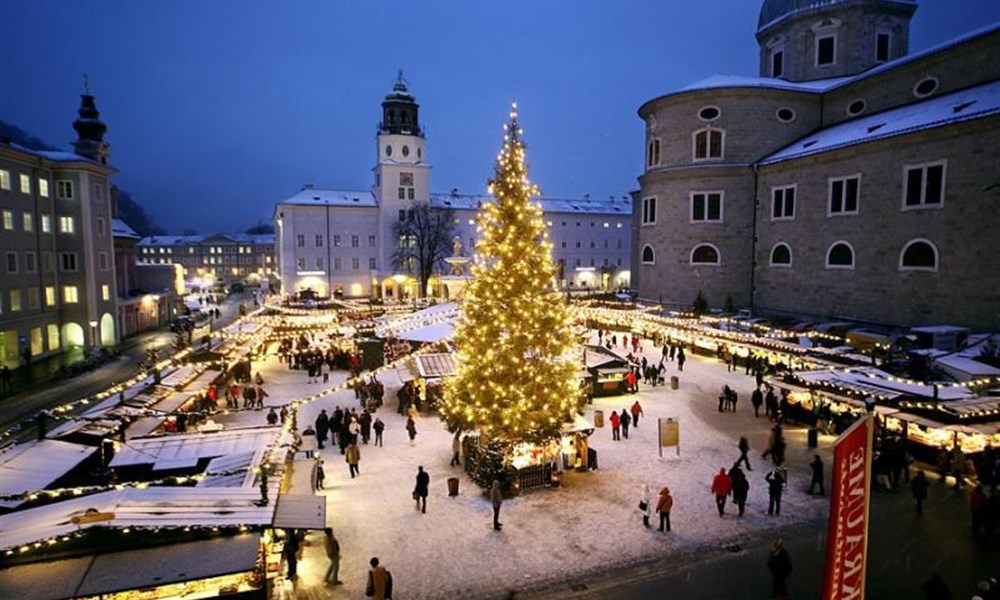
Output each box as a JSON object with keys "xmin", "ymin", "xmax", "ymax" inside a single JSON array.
[
  {"xmin": 359, "ymin": 410, "xmax": 372, "ymax": 445},
  {"xmin": 911, "ymin": 470, "xmax": 930, "ymax": 515},
  {"xmin": 283, "ymin": 529, "xmax": 301, "ymax": 579},
  {"xmin": 767, "ymin": 538, "xmax": 792, "ymax": 599},
  {"xmin": 808, "ymin": 455, "xmax": 825, "ymax": 495},
  {"xmin": 490, "ymin": 479, "xmax": 504, "ymax": 530},
  {"xmin": 373, "ymin": 417, "xmax": 385, "ymax": 446},
  {"xmin": 766, "ymin": 468, "xmax": 784, "ymax": 515},
  {"xmin": 414, "ymin": 466, "xmax": 430, "ymax": 513},
  {"xmin": 266, "ymin": 408, "xmax": 279, "ymax": 425},
  {"xmin": 677, "ymin": 347, "xmax": 686, "ymax": 371},
  {"xmin": 315, "ymin": 410, "xmax": 330, "ymax": 449},
  {"xmin": 751, "ymin": 387, "xmax": 764, "ymax": 418},
  {"xmin": 730, "ymin": 465, "xmax": 750, "ymax": 517},
  {"xmin": 620, "ymin": 409, "xmax": 631, "ymax": 439},
  {"xmin": 405, "ymin": 415, "xmax": 417, "ymax": 445}
]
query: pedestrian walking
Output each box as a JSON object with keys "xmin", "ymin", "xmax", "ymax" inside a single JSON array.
[
  {"xmin": 414, "ymin": 466, "xmax": 430, "ymax": 513},
  {"xmin": 450, "ymin": 434, "xmax": 461, "ymax": 467},
  {"xmin": 808, "ymin": 454, "xmax": 825, "ymax": 496},
  {"xmin": 639, "ymin": 483, "xmax": 652, "ymax": 527},
  {"xmin": 366, "ymin": 557, "xmax": 392, "ymax": 600},
  {"xmin": 346, "ymin": 442, "xmax": 360, "ymax": 478},
  {"xmin": 712, "ymin": 468, "xmax": 732, "ymax": 517},
  {"xmin": 282, "ymin": 529, "xmax": 301, "ymax": 579},
  {"xmin": 610, "ymin": 410, "xmax": 621, "ymax": 441},
  {"xmin": 315, "ymin": 409, "xmax": 330, "ymax": 449},
  {"xmin": 766, "ymin": 468, "xmax": 784, "ymax": 516},
  {"xmin": 730, "ymin": 465, "xmax": 750, "ymax": 517},
  {"xmin": 751, "ymin": 387, "xmax": 764, "ymax": 418},
  {"xmin": 677, "ymin": 347, "xmax": 686, "ymax": 371},
  {"xmin": 266, "ymin": 408, "xmax": 278, "ymax": 425},
  {"xmin": 911, "ymin": 470, "xmax": 929, "ymax": 515},
  {"xmin": 620, "ymin": 409, "xmax": 631, "ymax": 439},
  {"xmin": 373, "ymin": 417, "xmax": 385, "ymax": 446},
  {"xmin": 359, "ymin": 410, "xmax": 372, "ymax": 445},
  {"xmin": 767, "ymin": 538, "xmax": 792, "ymax": 600},
  {"xmin": 736, "ymin": 436, "xmax": 753, "ymax": 470},
  {"xmin": 315, "ymin": 458, "xmax": 325, "ymax": 490},
  {"xmin": 656, "ymin": 486, "xmax": 673, "ymax": 532},
  {"xmin": 491, "ymin": 479, "xmax": 504, "ymax": 530},
  {"xmin": 630, "ymin": 400, "xmax": 644, "ymax": 427},
  {"xmin": 405, "ymin": 415, "xmax": 417, "ymax": 445},
  {"xmin": 323, "ymin": 528, "xmax": 341, "ymax": 585}
]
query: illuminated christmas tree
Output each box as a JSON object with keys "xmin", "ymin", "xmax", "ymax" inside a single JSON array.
[{"xmin": 440, "ymin": 103, "xmax": 580, "ymax": 451}]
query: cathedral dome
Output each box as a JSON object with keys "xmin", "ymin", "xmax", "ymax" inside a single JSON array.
[{"xmin": 757, "ymin": 0, "xmax": 914, "ymax": 30}]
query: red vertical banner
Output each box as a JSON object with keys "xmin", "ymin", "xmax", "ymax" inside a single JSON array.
[{"xmin": 821, "ymin": 413, "xmax": 873, "ymax": 600}]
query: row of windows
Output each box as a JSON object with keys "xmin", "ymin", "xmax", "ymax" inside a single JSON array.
[
  {"xmin": 2, "ymin": 210, "xmax": 88, "ymax": 234},
  {"xmin": 640, "ymin": 161, "xmax": 946, "ymax": 225},
  {"xmin": 647, "ymin": 128, "xmax": 725, "ymax": 167},
  {"xmin": 768, "ymin": 28, "xmax": 893, "ymax": 79},
  {"xmin": 139, "ymin": 246, "xmax": 272, "ymax": 255},
  {"xmin": 640, "ymin": 239, "xmax": 939, "ymax": 271},
  {"xmin": 558, "ymin": 239, "xmax": 625, "ymax": 250},
  {"xmin": 297, "ymin": 234, "xmax": 375, "ymax": 248},
  {"xmin": 296, "ymin": 257, "xmax": 376, "ymax": 271},
  {"xmin": 0, "ymin": 284, "xmax": 107, "ymax": 314},
  {"xmin": 559, "ymin": 257, "xmax": 625, "ymax": 268},
  {"xmin": 0, "ymin": 173, "xmax": 93, "ymax": 201},
  {"xmin": 4, "ymin": 250, "xmax": 111, "ymax": 274}
]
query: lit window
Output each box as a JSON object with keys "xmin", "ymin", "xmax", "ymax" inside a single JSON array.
[
  {"xmin": 22, "ymin": 212, "xmax": 33, "ymax": 231},
  {"xmin": 41, "ymin": 214, "xmax": 51, "ymax": 233},
  {"xmin": 826, "ymin": 242, "xmax": 855, "ymax": 269},
  {"xmin": 102, "ymin": 284, "xmax": 110, "ymax": 301},
  {"xmin": 0, "ymin": 170, "xmax": 9, "ymax": 190},
  {"xmin": 772, "ymin": 186, "xmax": 795, "ymax": 220},
  {"xmin": 59, "ymin": 216, "xmax": 75, "ymax": 233},
  {"xmin": 57, "ymin": 180, "xmax": 74, "ymax": 199},
  {"xmin": 19, "ymin": 174, "xmax": 31, "ymax": 194},
  {"xmin": 900, "ymin": 239, "xmax": 938, "ymax": 271},
  {"xmin": 2, "ymin": 209, "xmax": 12, "ymax": 230},
  {"xmin": 770, "ymin": 243, "xmax": 792, "ymax": 267},
  {"xmin": 9, "ymin": 290, "xmax": 22, "ymax": 311},
  {"xmin": 641, "ymin": 197, "xmax": 656, "ymax": 225},
  {"xmin": 333, "ymin": 235, "xmax": 341, "ymax": 247},
  {"xmin": 903, "ymin": 161, "xmax": 946, "ymax": 209},
  {"xmin": 63, "ymin": 286, "xmax": 79, "ymax": 303},
  {"xmin": 38, "ymin": 179, "xmax": 49, "ymax": 197},
  {"xmin": 45, "ymin": 286, "xmax": 55, "ymax": 306},
  {"xmin": 691, "ymin": 192, "xmax": 723, "ymax": 222},
  {"xmin": 693, "ymin": 128, "xmax": 724, "ymax": 160},
  {"xmin": 828, "ymin": 175, "xmax": 861, "ymax": 215}
]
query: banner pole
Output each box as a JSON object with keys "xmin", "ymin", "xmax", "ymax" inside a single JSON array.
[
  {"xmin": 658, "ymin": 418, "xmax": 662, "ymax": 458},
  {"xmin": 860, "ymin": 412, "xmax": 874, "ymax": 598}
]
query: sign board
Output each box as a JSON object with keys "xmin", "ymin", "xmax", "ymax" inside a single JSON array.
[{"xmin": 658, "ymin": 418, "xmax": 680, "ymax": 456}]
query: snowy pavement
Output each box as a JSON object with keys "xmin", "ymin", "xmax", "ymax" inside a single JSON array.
[{"xmin": 241, "ymin": 336, "xmax": 832, "ymax": 600}]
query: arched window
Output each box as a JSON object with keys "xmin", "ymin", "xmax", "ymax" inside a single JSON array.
[
  {"xmin": 641, "ymin": 245, "xmax": 655, "ymax": 264},
  {"xmin": 770, "ymin": 243, "xmax": 792, "ymax": 267},
  {"xmin": 690, "ymin": 244, "xmax": 720, "ymax": 265},
  {"xmin": 826, "ymin": 241, "xmax": 855, "ymax": 269},
  {"xmin": 899, "ymin": 239, "xmax": 938, "ymax": 271},
  {"xmin": 693, "ymin": 128, "xmax": 724, "ymax": 161}
]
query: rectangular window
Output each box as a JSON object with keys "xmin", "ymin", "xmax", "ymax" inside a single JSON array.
[
  {"xmin": 816, "ymin": 35, "xmax": 836, "ymax": 66},
  {"xmin": 296, "ymin": 234, "xmax": 305, "ymax": 247},
  {"xmin": 23, "ymin": 212, "xmax": 33, "ymax": 231},
  {"xmin": 296, "ymin": 257, "xmax": 306, "ymax": 271},
  {"xmin": 63, "ymin": 286, "xmax": 79, "ymax": 303},
  {"xmin": 575, "ymin": 241, "xmax": 581, "ymax": 248},
  {"xmin": 407, "ymin": 188, "xmax": 414, "ymax": 200},
  {"xmin": 333, "ymin": 235, "xmax": 341, "ymax": 247},
  {"xmin": 315, "ymin": 234, "xmax": 323, "ymax": 247},
  {"xmin": 829, "ymin": 175, "xmax": 861, "ymax": 215},
  {"xmin": 45, "ymin": 286, "xmax": 55, "ymax": 307},
  {"xmin": 93, "ymin": 184, "xmax": 103, "ymax": 202},
  {"xmin": 641, "ymin": 197, "xmax": 657, "ymax": 225},
  {"xmin": 694, "ymin": 129, "xmax": 724, "ymax": 160},
  {"xmin": 691, "ymin": 192, "xmax": 723, "ymax": 222},
  {"xmin": 102, "ymin": 284, "xmax": 110, "ymax": 301},
  {"xmin": 772, "ymin": 49, "xmax": 784, "ymax": 78},
  {"xmin": 352, "ymin": 257, "xmax": 360, "ymax": 270},
  {"xmin": 25, "ymin": 251, "xmax": 36, "ymax": 273},
  {"xmin": 47, "ymin": 324, "xmax": 59, "ymax": 351},
  {"xmin": 59, "ymin": 216, "xmax": 74, "ymax": 233},
  {"xmin": 96, "ymin": 218, "xmax": 105, "ymax": 235},
  {"xmin": 369, "ymin": 257, "xmax": 377, "ymax": 269},
  {"xmin": 38, "ymin": 179, "xmax": 49, "ymax": 197},
  {"xmin": 875, "ymin": 32, "xmax": 891, "ymax": 62},
  {"xmin": 351, "ymin": 235, "xmax": 359, "ymax": 248},
  {"xmin": 5, "ymin": 251, "xmax": 17, "ymax": 273},
  {"xmin": 42, "ymin": 252, "xmax": 53, "ymax": 273},
  {"xmin": 903, "ymin": 161, "xmax": 946, "ymax": 209},
  {"xmin": 19, "ymin": 173, "xmax": 31, "ymax": 194},
  {"xmin": 771, "ymin": 185, "xmax": 796, "ymax": 219},
  {"xmin": 2, "ymin": 209, "xmax": 12, "ymax": 230},
  {"xmin": 368, "ymin": 235, "xmax": 376, "ymax": 247},
  {"xmin": 41, "ymin": 214, "xmax": 50, "ymax": 233},
  {"xmin": 99, "ymin": 252, "xmax": 109, "ymax": 270},
  {"xmin": 398, "ymin": 187, "xmax": 406, "ymax": 200},
  {"xmin": 647, "ymin": 139, "xmax": 660, "ymax": 168},
  {"xmin": 10, "ymin": 290, "xmax": 22, "ymax": 311},
  {"xmin": 334, "ymin": 257, "xmax": 341, "ymax": 270},
  {"xmin": 27, "ymin": 287, "xmax": 39, "ymax": 309},
  {"xmin": 315, "ymin": 257, "xmax": 324, "ymax": 270},
  {"xmin": 57, "ymin": 180, "xmax": 73, "ymax": 199},
  {"xmin": 398, "ymin": 209, "xmax": 406, "ymax": 221},
  {"xmin": 0, "ymin": 169, "xmax": 9, "ymax": 189},
  {"xmin": 60, "ymin": 252, "xmax": 78, "ymax": 271}
]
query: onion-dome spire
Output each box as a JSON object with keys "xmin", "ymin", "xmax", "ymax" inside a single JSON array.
[{"xmin": 73, "ymin": 74, "xmax": 110, "ymax": 164}]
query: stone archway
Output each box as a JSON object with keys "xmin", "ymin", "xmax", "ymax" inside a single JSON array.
[
  {"xmin": 61, "ymin": 322, "xmax": 85, "ymax": 349},
  {"xmin": 100, "ymin": 313, "xmax": 116, "ymax": 347}
]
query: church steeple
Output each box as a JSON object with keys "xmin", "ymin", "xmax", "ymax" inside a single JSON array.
[
  {"xmin": 379, "ymin": 70, "xmax": 422, "ymax": 137},
  {"xmin": 73, "ymin": 75, "xmax": 110, "ymax": 164}
]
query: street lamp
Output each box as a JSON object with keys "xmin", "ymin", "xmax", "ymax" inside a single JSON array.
[{"xmin": 89, "ymin": 320, "xmax": 99, "ymax": 351}]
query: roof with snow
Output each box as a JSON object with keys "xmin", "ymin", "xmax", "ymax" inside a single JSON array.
[
  {"xmin": 110, "ymin": 218, "xmax": 139, "ymax": 239},
  {"xmin": 1, "ymin": 142, "xmax": 103, "ymax": 165},
  {"xmin": 760, "ymin": 82, "xmax": 1000, "ymax": 164},
  {"xmin": 431, "ymin": 192, "xmax": 632, "ymax": 216},
  {"xmin": 109, "ymin": 426, "xmax": 280, "ymax": 471},
  {"xmin": 137, "ymin": 233, "xmax": 274, "ymax": 247},
  {"xmin": 0, "ymin": 441, "xmax": 98, "ymax": 509},
  {"xmin": 677, "ymin": 74, "xmax": 850, "ymax": 94},
  {"xmin": 278, "ymin": 188, "xmax": 378, "ymax": 207}
]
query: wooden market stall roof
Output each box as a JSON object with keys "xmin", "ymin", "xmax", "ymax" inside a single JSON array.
[
  {"xmin": 0, "ymin": 440, "xmax": 97, "ymax": 510},
  {"xmin": 109, "ymin": 426, "xmax": 280, "ymax": 471},
  {"xmin": 415, "ymin": 353, "xmax": 456, "ymax": 379}
]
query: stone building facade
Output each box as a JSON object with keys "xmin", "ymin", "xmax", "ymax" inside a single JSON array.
[
  {"xmin": 634, "ymin": 0, "xmax": 1000, "ymax": 330},
  {"xmin": 137, "ymin": 233, "xmax": 275, "ymax": 288}
]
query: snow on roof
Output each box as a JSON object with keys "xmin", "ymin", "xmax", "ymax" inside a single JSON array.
[
  {"xmin": 396, "ymin": 321, "xmax": 454, "ymax": 343},
  {"xmin": 376, "ymin": 302, "xmax": 458, "ymax": 339},
  {"xmin": 110, "ymin": 218, "xmax": 139, "ymax": 239},
  {"xmin": 196, "ymin": 449, "xmax": 262, "ymax": 488},
  {"xmin": 430, "ymin": 192, "xmax": 632, "ymax": 215},
  {"xmin": 4, "ymin": 142, "xmax": 99, "ymax": 164},
  {"xmin": 932, "ymin": 354, "xmax": 1000, "ymax": 380},
  {"xmin": 677, "ymin": 74, "xmax": 850, "ymax": 94},
  {"xmin": 910, "ymin": 325, "xmax": 971, "ymax": 334},
  {"xmin": 760, "ymin": 81, "xmax": 1000, "ymax": 164},
  {"xmin": 137, "ymin": 233, "xmax": 274, "ymax": 246},
  {"xmin": 796, "ymin": 367, "xmax": 973, "ymax": 401},
  {"xmin": 278, "ymin": 188, "xmax": 378, "ymax": 207},
  {"xmin": 109, "ymin": 426, "xmax": 280, "ymax": 470},
  {"xmin": 0, "ymin": 441, "xmax": 97, "ymax": 509},
  {"xmin": 0, "ymin": 487, "xmax": 276, "ymax": 551},
  {"xmin": 414, "ymin": 353, "xmax": 456, "ymax": 378}
]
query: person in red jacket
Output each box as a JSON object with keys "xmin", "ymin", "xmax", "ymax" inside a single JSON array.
[
  {"xmin": 656, "ymin": 486, "xmax": 673, "ymax": 532},
  {"xmin": 712, "ymin": 467, "xmax": 733, "ymax": 517},
  {"xmin": 609, "ymin": 410, "xmax": 621, "ymax": 441},
  {"xmin": 630, "ymin": 401, "xmax": 644, "ymax": 428}
]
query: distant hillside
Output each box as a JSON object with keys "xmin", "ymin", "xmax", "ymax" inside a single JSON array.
[{"xmin": 0, "ymin": 120, "xmax": 165, "ymax": 236}]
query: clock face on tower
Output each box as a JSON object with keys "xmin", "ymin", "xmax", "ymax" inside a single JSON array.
[{"xmin": 400, "ymin": 172, "xmax": 414, "ymax": 186}]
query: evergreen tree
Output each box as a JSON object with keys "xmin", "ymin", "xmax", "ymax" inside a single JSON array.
[{"xmin": 439, "ymin": 104, "xmax": 579, "ymax": 448}]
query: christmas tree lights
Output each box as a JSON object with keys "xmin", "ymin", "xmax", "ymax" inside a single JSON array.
[{"xmin": 439, "ymin": 103, "xmax": 580, "ymax": 447}]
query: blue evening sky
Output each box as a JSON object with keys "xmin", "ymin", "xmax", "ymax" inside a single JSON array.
[{"xmin": 1, "ymin": 1, "xmax": 996, "ymax": 233}]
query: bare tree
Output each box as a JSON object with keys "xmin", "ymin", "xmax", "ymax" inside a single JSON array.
[{"xmin": 391, "ymin": 201, "xmax": 456, "ymax": 297}]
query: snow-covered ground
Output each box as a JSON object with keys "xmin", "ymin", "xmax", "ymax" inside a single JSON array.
[{"xmin": 246, "ymin": 334, "xmax": 831, "ymax": 600}]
